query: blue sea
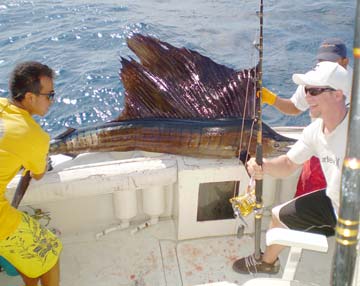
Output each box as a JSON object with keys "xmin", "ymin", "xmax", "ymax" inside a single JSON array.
[{"xmin": 0, "ymin": 0, "xmax": 356, "ymax": 137}]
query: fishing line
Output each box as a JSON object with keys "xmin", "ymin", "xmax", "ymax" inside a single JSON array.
[
  {"xmin": 237, "ymin": 31, "xmax": 260, "ymax": 161},
  {"xmin": 233, "ymin": 78, "xmax": 256, "ymax": 201},
  {"xmin": 233, "ymin": 13, "xmax": 261, "ymax": 200}
]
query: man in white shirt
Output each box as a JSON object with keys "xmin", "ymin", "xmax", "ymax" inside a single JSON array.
[
  {"xmin": 264, "ymin": 38, "xmax": 352, "ymax": 198},
  {"xmin": 233, "ymin": 61, "xmax": 351, "ymax": 274}
]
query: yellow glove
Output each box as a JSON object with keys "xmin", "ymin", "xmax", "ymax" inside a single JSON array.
[{"xmin": 261, "ymin": 87, "xmax": 277, "ymax": 105}]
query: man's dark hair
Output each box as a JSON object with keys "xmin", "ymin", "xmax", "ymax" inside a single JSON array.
[{"xmin": 9, "ymin": 61, "xmax": 54, "ymax": 101}]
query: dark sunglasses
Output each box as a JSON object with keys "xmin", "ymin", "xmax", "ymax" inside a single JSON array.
[
  {"xmin": 39, "ymin": 90, "xmax": 55, "ymax": 100},
  {"xmin": 304, "ymin": 87, "xmax": 335, "ymax": 96}
]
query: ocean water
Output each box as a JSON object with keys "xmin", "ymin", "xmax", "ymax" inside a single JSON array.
[{"xmin": 0, "ymin": 0, "xmax": 356, "ymax": 137}]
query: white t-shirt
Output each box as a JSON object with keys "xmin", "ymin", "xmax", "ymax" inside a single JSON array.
[
  {"xmin": 290, "ymin": 66, "xmax": 353, "ymax": 112},
  {"xmin": 287, "ymin": 113, "xmax": 349, "ymax": 211}
]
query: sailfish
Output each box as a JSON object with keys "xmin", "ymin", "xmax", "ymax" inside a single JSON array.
[{"xmin": 49, "ymin": 33, "xmax": 296, "ymax": 159}]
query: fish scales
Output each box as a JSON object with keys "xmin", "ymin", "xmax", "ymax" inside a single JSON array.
[{"xmin": 50, "ymin": 118, "xmax": 295, "ymax": 159}]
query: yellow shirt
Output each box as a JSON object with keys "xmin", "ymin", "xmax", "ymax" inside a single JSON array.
[{"xmin": 0, "ymin": 98, "xmax": 50, "ymax": 239}]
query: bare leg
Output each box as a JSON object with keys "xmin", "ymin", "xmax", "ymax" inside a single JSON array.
[
  {"xmin": 19, "ymin": 271, "xmax": 40, "ymax": 286},
  {"xmin": 18, "ymin": 261, "xmax": 60, "ymax": 286},
  {"xmin": 262, "ymin": 214, "xmax": 286, "ymax": 264},
  {"xmin": 40, "ymin": 260, "xmax": 60, "ymax": 286}
]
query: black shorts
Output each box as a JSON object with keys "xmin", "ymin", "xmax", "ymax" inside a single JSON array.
[{"xmin": 275, "ymin": 189, "xmax": 337, "ymax": 237}]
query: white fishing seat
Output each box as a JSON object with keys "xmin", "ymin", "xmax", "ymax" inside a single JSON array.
[{"xmin": 242, "ymin": 228, "xmax": 328, "ymax": 286}]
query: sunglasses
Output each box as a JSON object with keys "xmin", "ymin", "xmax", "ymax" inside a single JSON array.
[
  {"xmin": 304, "ymin": 87, "xmax": 335, "ymax": 96},
  {"xmin": 39, "ymin": 90, "xmax": 55, "ymax": 100}
]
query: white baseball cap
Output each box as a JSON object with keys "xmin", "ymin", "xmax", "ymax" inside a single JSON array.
[{"xmin": 292, "ymin": 61, "xmax": 351, "ymax": 97}]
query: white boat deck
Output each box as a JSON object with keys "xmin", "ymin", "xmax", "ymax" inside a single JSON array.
[
  {"xmin": 1, "ymin": 217, "xmax": 335, "ymax": 286},
  {"xmin": 0, "ymin": 145, "xmax": 356, "ymax": 286}
]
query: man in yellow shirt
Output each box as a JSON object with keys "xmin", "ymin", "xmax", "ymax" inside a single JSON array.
[{"xmin": 0, "ymin": 61, "xmax": 62, "ymax": 286}]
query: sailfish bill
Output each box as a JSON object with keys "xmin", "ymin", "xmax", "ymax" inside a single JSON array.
[{"xmin": 50, "ymin": 34, "xmax": 296, "ymax": 158}]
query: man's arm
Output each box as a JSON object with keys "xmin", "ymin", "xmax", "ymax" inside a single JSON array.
[
  {"xmin": 262, "ymin": 87, "xmax": 302, "ymax": 115},
  {"xmin": 272, "ymin": 97, "xmax": 302, "ymax": 115},
  {"xmin": 30, "ymin": 155, "xmax": 50, "ymax": 180},
  {"xmin": 262, "ymin": 155, "xmax": 302, "ymax": 177},
  {"xmin": 246, "ymin": 155, "xmax": 302, "ymax": 180}
]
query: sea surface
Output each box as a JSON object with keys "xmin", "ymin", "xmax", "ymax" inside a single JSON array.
[{"xmin": 0, "ymin": 0, "xmax": 356, "ymax": 137}]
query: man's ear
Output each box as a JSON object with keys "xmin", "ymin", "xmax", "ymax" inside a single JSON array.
[
  {"xmin": 338, "ymin": 57, "xmax": 349, "ymax": 68},
  {"xmin": 334, "ymin": 90, "xmax": 346, "ymax": 102},
  {"xmin": 23, "ymin": 92, "xmax": 35, "ymax": 103}
]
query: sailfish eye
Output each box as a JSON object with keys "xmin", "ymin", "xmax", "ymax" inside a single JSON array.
[{"xmin": 273, "ymin": 142, "xmax": 280, "ymax": 148}]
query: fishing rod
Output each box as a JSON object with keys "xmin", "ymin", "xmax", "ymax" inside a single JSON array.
[
  {"xmin": 11, "ymin": 158, "xmax": 53, "ymax": 209},
  {"xmin": 229, "ymin": 0, "xmax": 265, "ymax": 246},
  {"xmin": 11, "ymin": 170, "xmax": 32, "ymax": 208},
  {"xmin": 253, "ymin": 0, "xmax": 264, "ymax": 261},
  {"xmin": 229, "ymin": 0, "xmax": 264, "ymax": 255},
  {"xmin": 332, "ymin": 1, "xmax": 360, "ymax": 285}
]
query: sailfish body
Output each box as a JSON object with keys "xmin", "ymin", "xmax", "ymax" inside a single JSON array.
[
  {"xmin": 50, "ymin": 34, "xmax": 296, "ymax": 158},
  {"xmin": 49, "ymin": 117, "xmax": 294, "ymax": 158}
]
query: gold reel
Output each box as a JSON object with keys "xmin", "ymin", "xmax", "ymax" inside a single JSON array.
[{"xmin": 229, "ymin": 190, "xmax": 256, "ymax": 217}]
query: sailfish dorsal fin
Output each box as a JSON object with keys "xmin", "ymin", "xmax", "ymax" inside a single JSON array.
[{"xmin": 115, "ymin": 34, "xmax": 258, "ymax": 121}]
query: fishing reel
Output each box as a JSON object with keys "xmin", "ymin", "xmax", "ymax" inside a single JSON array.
[
  {"xmin": 230, "ymin": 176, "xmax": 256, "ymax": 217},
  {"xmin": 229, "ymin": 177, "xmax": 256, "ymax": 237},
  {"xmin": 229, "ymin": 189, "xmax": 256, "ymax": 218}
]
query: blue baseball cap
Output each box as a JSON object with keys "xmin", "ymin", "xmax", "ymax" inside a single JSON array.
[{"xmin": 316, "ymin": 38, "xmax": 347, "ymax": 61}]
